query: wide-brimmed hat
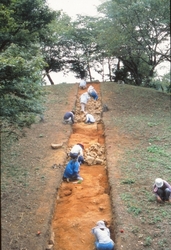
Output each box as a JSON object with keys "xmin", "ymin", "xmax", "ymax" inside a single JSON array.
[
  {"xmin": 155, "ymin": 178, "xmax": 163, "ymax": 188},
  {"xmin": 96, "ymin": 220, "xmax": 106, "ymax": 229}
]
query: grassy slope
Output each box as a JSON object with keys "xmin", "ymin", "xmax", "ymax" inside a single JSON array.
[
  {"xmin": 1, "ymin": 82, "xmax": 171, "ymax": 250},
  {"xmin": 101, "ymin": 82, "xmax": 171, "ymax": 250}
]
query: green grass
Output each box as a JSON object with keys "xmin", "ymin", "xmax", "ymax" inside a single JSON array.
[{"xmin": 101, "ymin": 83, "xmax": 171, "ymax": 249}]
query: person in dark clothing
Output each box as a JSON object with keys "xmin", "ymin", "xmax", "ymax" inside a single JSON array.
[
  {"xmin": 63, "ymin": 111, "xmax": 75, "ymax": 124},
  {"xmin": 153, "ymin": 178, "xmax": 171, "ymax": 203}
]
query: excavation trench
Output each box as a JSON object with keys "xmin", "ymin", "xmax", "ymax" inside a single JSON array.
[{"xmin": 52, "ymin": 83, "xmax": 114, "ymax": 250}]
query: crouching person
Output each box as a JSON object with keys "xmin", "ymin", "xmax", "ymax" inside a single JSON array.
[
  {"xmin": 63, "ymin": 159, "xmax": 83, "ymax": 182},
  {"xmin": 63, "ymin": 111, "xmax": 75, "ymax": 124},
  {"xmin": 87, "ymin": 85, "xmax": 98, "ymax": 100},
  {"xmin": 79, "ymin": 78, "xmax": 87, "ymax": 89},
  {"xmin": 153, "ymin": 178, "xmax": 171, "ymax": 203},
  {"xmin": 85, "ymin": 113, "xmax": 95, "ymax": 124},
  {"xmin": 80, "ymin": 92, "xmax": 91, "ymax": 112},
  {"xmin": 70, "ymin": 143, "xmax": 84, "ymax": 164},
  {"xmin": 91, "ymin": 221, "xmax": 115, "ymax": 250}
]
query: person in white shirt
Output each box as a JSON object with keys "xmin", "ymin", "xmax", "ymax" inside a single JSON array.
[
  {"xmin": 70, "ymin": 143, "xmax": 84, "ymax": 164},
  {"xmin": 79, "ymin": 78, "xmax": 87, "ymax": 89},
  {"xmin": 85, "ymin": 113, "xmax": 95, "ymax": 124},
  {"xmin": 91, "ymin": 220, "xmax": 115, "ymax": 250},
  {"xmin": 87, "ymin": 85, "xmax": 98, "ymax": 100},
  {"xmin": 80, "ymin": 92, "xmax": 91, "ymax": 112}
]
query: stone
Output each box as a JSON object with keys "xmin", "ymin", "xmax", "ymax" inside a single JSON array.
[
  {"xmin": 45, "ymin": 245, "xmax": 53, "ymax": 250},
  {"xmin": 85, "ymin": 156, "xmax": 94, "ymax": 165},
  {"xmin": 95, "ymin": 158, "xmax": 104, "ymax": 164},
  {"xmin": 51, "ymin": 143, "xmax": 63, "ymax": 149}
]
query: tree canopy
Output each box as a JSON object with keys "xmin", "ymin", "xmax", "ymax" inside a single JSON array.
[{"xmin": 0, "ymin": 0, "xmax": 56, "ymax": 133}]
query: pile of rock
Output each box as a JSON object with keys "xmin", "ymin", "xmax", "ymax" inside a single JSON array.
[
  {"xmin": 66, "ymin": 143, "xmax": 105, "ymax": 166},
  {"xmin": 84, "ymin": 143, "xmax": 106, "ymax": 165},
  {"xmin": 74, "ymin": 97, "xmax": 102, "ymax": 123}
]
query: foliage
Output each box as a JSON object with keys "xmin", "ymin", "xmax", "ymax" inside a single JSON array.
[
  {"xmin": 0, "ymin": 0, "xmax": 56, "ymax": 51},
  {"xmin": 66, "ymin": 15, "xmax": 100, "ymax": 80},
  {"xmin": 0, "ymin": 44, "xmax": 46, "ymax": 130},
  {"xmin": 0, "ymin": 0, "xmax": 56, "ymax": 132},
  {"xmin": 40, "ymin": 11, "xmax": 74, "ymax": 84},
  {"xmin": 97, "ymin": 0, "xmax": 170, "ymax": 85}
]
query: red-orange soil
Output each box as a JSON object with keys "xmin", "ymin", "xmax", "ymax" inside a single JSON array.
[{"xmin": 52, "ymin": 84, "xmax": 114, "ymax": 250}]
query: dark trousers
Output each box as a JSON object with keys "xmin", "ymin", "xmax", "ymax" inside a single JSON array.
[{"xmin": 157, "ymin": 188, "xmax": 171, "ymax": 201}]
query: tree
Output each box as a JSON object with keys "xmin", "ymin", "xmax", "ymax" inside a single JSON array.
[
  {"xmin": 0, "ymin": 0, "xmax": 56, "ymax": 51},
  {"xmin": 97, "ymin": 0, "xmax": 170, "ymax": 85},
  {"xmin": 40, "ymin": 11, "xmax": 74, "ymax": 85},
  {"xmin": 66, "ymin": 15, "xmax": 100, "ymax": 81},
  {"xmin": 0, "ymin": 44, "xmax": 46, "ymax": 132},
  {"xmin": 0, "ymin": 0, "xmax": 56, "ymax": 132}
]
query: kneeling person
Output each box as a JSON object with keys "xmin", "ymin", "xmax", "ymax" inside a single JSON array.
[
  {"xmin": 63, "ymin": 160, "xmax": 83, "ymax": 182},
  {"xmin": 85, "ymin": 113, "xmax": 95, "ymax": 124},
  {"xmin": 153, "ymin": 178, "xmax": 171, "ymax": 203},
  {"xmin": 70, "ymin": 143, "xmax": 84, "ymax": 164},
  {"xmin": 91, "ymin": 220, "xmax": 115, "ymax": 250},
  {"xmin": 63, "ymin": 111, "xmax": 75, "ymax": 124}
]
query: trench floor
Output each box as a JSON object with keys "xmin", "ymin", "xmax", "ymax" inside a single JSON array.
[{"xmin": 52, "ymin": 83, "xmax": 114, "ymax": 250}]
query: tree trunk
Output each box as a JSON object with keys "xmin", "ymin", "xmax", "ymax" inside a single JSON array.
[
  {"xmin": 117, "ymin": 59, "xmax": 120, "ymax": 70},
  {"xmin": 108, "ymin": 58, "xmax": 112, "ymax": 81},
  {"xmin": 46, "ymin": 73, "xmax": 54, "ymax": 85},
  {"xmin": 87, "ymin": 61, "xmax": 92, "ymax": 82}
]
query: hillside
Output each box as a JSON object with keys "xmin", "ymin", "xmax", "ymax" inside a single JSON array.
[{"xmin": 1, "ymin": 82, "xmax": 171, "ymax": 250}]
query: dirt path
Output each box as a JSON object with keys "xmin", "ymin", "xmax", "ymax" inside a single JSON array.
[{"xmin": 52, "ymin": 83, "xmax": 114, "ymax": 250}]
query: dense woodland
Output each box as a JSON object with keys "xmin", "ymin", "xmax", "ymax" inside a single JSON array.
[{"xmin": 0, "ymin": 0, "xmax": 170, "ymax": 132}]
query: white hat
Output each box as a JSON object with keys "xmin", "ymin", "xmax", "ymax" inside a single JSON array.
[
  {"xmin": 155, "ymin": 178, "xmax": 163, "ymax": 188},
  {"xmin": 96, "ymin": 220, "xmax": 106, "ymax": 228}
]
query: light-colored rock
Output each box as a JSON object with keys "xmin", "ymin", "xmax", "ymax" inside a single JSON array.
[
  {"xmin": 95, "ymin": 158, "xmax": 104, "ymax": 164},
  {"xmin": 51, "ymin": 143, "xmax": 63, "ymax": 149},
  {"xmin": 85, "ymin": 156, "xmax": 94, "ymax": 165},
  {"xmin": 46, "ymin": 244, "xmax": 53, "ymax": 250}
]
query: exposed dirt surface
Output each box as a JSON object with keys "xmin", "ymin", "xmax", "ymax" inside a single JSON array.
[
  {"xmin": 52, "ymin": 84, "xmax": 113, "ymax": 250},
  {"xmin": 1, "ymin": 82, "xmax": 171, "ymax": 250}
]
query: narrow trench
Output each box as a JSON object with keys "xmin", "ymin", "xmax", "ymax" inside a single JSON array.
[{"xmin": 52, "ymin": 83, "xmax": 114, "ymax": 250}]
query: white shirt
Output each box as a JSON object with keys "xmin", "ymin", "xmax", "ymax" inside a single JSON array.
[
  {"xmin": 79, "ymin": 79, "xmax": 86, "ymax": 87},
  {"xmin": 92, "ymin": 227, "xmax": 112, "ymax": 244},
  {"xmin": 70, "ymin": 145, "xmax": 83, "ymax": 156},
  {"xmin": 80, "ymin": 92, "xmax": 90, "ymax": 104},
  {"xmin": 88, "ymin": 85, "xmax": 95, "ymax": 93},
  {"xmin": 86, "ymin": 114, "xmax": 95, "ymax": 123}
]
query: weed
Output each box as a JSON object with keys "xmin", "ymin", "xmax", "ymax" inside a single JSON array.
[
  {"xmin": 147, "ymin": 145, "xmax": 169, "ymax": 157},
  {"xmin": 144, "ymin": 236, "xmax": 152, "ymax": 246},
  {"xmin": 121, "ymin": 179, "xmax": 135, "ymax": 184},
  {"xmin": 148, "ymin": 137, "xmax": 161, "ymax": 142},
  {"xmin": 131, "ymin": 226, "xmax": 139, "ymax": 235},
  {"xmin": 158, "ymin": 238, "xmax": 168, "ymax": 248},
  {"xmin": 128, "ymin": 206, "xmax": 142, "ymax": 216},
  {"xmin": 147, "ymin": 122, "xmax": 159, "ymax": 127},
  {"xmin": 149, "ymin": 216, "xmax": 162, "ymax": 224},
  {"xmin": 120, "ymin": 193, "xmax": 132, "ymax": 201}
]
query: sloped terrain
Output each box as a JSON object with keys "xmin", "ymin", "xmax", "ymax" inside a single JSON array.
[{"xmin": 1, "ymin": 82, "xmax": 171, "ymax": 250}]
